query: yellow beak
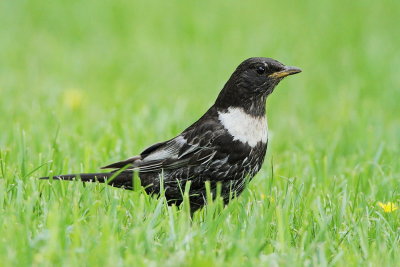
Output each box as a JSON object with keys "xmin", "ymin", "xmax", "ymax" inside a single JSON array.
[{"xmin": 269, "ymin": 66, "xmax": 302, "ymax": 78}]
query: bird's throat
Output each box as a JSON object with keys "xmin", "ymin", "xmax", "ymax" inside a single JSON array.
[
  {"xmin": 241, "ymin": 94, "xmax": 267, "ymax": 117},
  {"xmin": 215, "ymin": 88, "xmax": 267, "ymax": 117}
]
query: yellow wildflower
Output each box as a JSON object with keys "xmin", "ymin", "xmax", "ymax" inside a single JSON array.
[
  {"xmin": 378, "ymin": 202, "xmax": 398, "ymax": 213},
  {"xmin": 261, "ymin": 193, "xmax": 266, "ymax": 200},
  {"xmin": 63, "ymin": 89, "xmax": 84, "ymax": 110}
]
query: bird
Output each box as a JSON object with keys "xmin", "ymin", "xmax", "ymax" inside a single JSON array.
[{"xmin": 40, "ymin": 57, "xmax": 301, "ymax": 212}]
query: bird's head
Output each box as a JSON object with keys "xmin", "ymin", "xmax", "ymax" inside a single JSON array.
[
  {"xmin": 230, "ymin": 57, "xmax": 301, "ymax": 95},
  {"xmin": 215, "ymin": 57, "xmax": 301, "ymax": 115}
]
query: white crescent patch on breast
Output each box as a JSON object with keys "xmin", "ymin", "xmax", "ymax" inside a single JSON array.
[{"xmin": 217, "ymin": 107, "xmax": 268, "ymax": 147}]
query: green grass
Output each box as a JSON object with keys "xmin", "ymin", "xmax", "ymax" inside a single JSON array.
[{"xmin": 1, "ymin": 0, "xmax": 400, "ymax": 266}]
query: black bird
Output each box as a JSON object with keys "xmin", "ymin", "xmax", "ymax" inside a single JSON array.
[{"xmin": 41, "ymin": 57, "xmax": 301, "ymax": 212}]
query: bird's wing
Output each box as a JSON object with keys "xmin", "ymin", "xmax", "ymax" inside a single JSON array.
[
  {"xmin": 100, "ymin": 141, "xmax": 167, "ymax": 169},
  {"xmin": 135, "ymin": 134, "xmax": 217, "ymax": 173},
  {"xmin": 101, "ymin": 129, "xmax": 220, "ymax": 173}
]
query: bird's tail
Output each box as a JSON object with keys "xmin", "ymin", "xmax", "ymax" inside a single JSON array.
[{"xmin": 39, "ymin": 171, "xmax": 134, "ymax": 189}]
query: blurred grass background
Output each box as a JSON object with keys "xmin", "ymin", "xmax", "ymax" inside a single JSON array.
[{"xmin": 0, "ymin": 0, "xmax": 399, "ymax": 266}]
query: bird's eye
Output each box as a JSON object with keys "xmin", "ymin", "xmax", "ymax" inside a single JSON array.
[{"xmin": 256, "ymin": 66, "xmax": 266, "ymax": 74}]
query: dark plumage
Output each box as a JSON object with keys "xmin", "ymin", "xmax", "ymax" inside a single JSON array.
[{"xmin": 41, "ymin": 57, "xmax": 301, "ymax": 212}]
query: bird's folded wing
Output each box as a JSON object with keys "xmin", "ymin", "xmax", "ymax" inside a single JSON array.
[{"xmin": 101, "ymin": 135, "xmax": 216, "ymax": 173}]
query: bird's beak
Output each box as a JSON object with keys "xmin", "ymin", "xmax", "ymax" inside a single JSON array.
[{"xmin": 269, "ymin": 66, "xmax": 302, "ymax": 78}]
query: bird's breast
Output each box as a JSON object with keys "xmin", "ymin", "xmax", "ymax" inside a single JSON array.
[{"xmin": 217, "ymin": 107, "xmax": 268, "ymax": 147}]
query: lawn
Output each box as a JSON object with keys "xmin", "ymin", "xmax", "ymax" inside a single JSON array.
[{"xmin": 0, "ymin": 0, "xmax": 399, "ymax": 266}]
